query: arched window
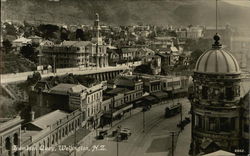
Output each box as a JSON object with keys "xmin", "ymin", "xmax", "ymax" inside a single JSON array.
[
  {"xmin": 14, "ymin": 133, "xmax": 19, "ymax": 145},
  {"xmin": 5, "ymin": 137, "xmax": 11, "ymax": 150},
  {"xmin": 47, "ymin": 138, "xmax": 50, "ymax": 147}
]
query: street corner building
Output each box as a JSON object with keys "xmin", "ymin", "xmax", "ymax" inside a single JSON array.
[{"xmin": 189, "ymin": 34, "xmax": 250, "ymax": 155}]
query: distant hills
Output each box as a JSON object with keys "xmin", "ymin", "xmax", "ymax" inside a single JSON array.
[{"xmin": 1, "ymin": 0, "xmax": 250, "ymax": 28}]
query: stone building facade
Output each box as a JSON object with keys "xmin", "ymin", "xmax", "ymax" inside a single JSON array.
[
  {"xmin": 189, "ymin": 34, "xmax": 250, "ymax": 155},
  {"xmin": 0, "ymin": 117, "xmax": 23, "ymax": 156}
]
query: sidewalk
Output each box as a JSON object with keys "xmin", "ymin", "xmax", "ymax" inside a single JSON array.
[{"xmin": 174, "ymin": 123, "xmax": 191, "ymax": 156}]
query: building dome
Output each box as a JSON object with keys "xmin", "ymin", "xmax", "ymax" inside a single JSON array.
[{"xmin": 195, "ymin": 34, "xmax": 240, "ymax": 74}]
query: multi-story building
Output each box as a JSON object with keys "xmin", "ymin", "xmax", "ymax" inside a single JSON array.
[
  {"xmin": 189, "ymin": 34, "xmax": 250, "ymax": 155},
  {"xmin": 30, "ymin": 81, "xmax": 104, "ymax": 129},
  {"xmin": 150, "ymin": 36, "xmax": 175, "ymax": 51},
  {"xmin": 41, "ymin": 13, "xmax": 108, "ymax": 69},
  {"xmin": 0, "ymin": 116, "xmax": 23, "ymax": 156},
  {"xmin": 85, "ymin": 83, "xmax": 103, "ymax": 128},
  {"xmin": 42, "ymin": 41, "xmax": 92, "ymax": 68},
  {"xmin": 186, "ymin": 26, "xmax": 204, "ymax": 39}
]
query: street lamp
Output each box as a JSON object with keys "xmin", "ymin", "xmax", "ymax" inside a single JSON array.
[
  {"xmin": 142, "ymin": 106, "xmax": 147, "ymax": 133},
  {"xmin": 116, "ymin": 125, "xmax": 121, "ymax": 156}
]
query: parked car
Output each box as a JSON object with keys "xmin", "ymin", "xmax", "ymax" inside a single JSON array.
[{"xmin": 120, "ymin": 128, "xmax": 132, "ymax": 136}]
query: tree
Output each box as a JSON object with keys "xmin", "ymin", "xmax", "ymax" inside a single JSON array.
[
  {"xmin": 5, "ymin": 23, "xmax": 17, "ymax": 36},
  {"xmin": 189, "ymin": 49, "xmax": 203, "ymax": 69},
  {"xmin": 2, "ymin": 39, "xmax": 12, "ymax": 53},
  {"xmin": 20, "ymin": 44, "xmax": 38, "ymax": 63},
  {"xmin": 60, "ymin": 27, "xmax": 69, "ymax": 41},
  {"xmin": 76, "ymin": 29, "xmax": 84, "ymax": 40}
]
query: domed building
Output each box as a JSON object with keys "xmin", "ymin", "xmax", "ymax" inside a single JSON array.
[{"xmin": 189, "ymin": 34, "xmax": 250, "ymax": 155}]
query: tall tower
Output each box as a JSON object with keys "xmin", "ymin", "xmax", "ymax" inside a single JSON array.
[
  {"xmin": 91, "ymin": 13, "xmax": 108, "ymax": 68},
  {"xmin": 190, "ymin": 34, "xmax": 242, "ymax": 155},
  {"xmin": 92, "ymin": 13, "xmax": 103, "ymax": 45}
]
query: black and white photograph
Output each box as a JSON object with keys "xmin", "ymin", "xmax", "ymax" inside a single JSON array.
[{"xmin": 0, "ymin": 0, "xmax": 250, "ymax": 156}]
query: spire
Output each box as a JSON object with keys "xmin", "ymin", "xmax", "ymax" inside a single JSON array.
[
  {"xmin": 212, "ymin": 0, "xmax": 221, "ymax": 49},
  {"xmin": 94, "ymin": 13, "xmax": 100, "ymax": 38},
  {"xmin": 216, "ymin": 0, "xmax": 218, "ymax": 33}
]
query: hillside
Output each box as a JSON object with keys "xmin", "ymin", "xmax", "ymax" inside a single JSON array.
[
  {"xmin": 1, "ymin": 0, "xmax": 250, "ymax": 28},
  {"xmin": 1, "ymin": 53, "xmax": 36, "ymax": 74}
]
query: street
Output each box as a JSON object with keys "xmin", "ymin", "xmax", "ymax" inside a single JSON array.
[{"xmin": 81, "ymin": 98, "xmax": 191, "ymax": 156}]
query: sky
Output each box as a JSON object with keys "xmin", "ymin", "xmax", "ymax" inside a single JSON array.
[{"xmin": 221, "ymin": 0, "xmax": 250, "ymax": 8}]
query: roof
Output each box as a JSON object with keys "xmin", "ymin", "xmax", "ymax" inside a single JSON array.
[
  {"xmin": 106, "ymin": 87, "xmax": 131, "ymax": 95},
  {"xmin": 170, "ymin": 46, "xmax": 178, "ymax": 52},
  {"xmin": 13, "ymin": 37, "xmax": 31, "ymax": 43},
  {"xmin": 151, "ymin": 91, "xmax": 168, "ymax": 99},
  {"xmin": 195, "ymin": 36, "xmax": 240, "ymax": 74},
  {"xmin": 156, "ymin": 53, "xmax": 171, "ymax": 58},
  {"xmin": 202, "ymin": 150, "xmax": 235, "ymax": 156},
  {"xmin": 49, "ymin": 83, "xmax": 87, "ymax": 95},
  {"xmin": 30, "ymin": 110, "xmax": 68, "ymax": 130},
  {"xmin": 155, "ymin": 36, "xmax": 175, "ymax": 40},
  {"xmin": 61, "ymin": 41, "xmax": 92, "ymax": 47},
  {"xmin": 121, "ymin": 47, "xmax": 138, "ymax": 53},
  {"xmin": 28, "ymin": 35, "xmax": 42, "ymax": 39}
]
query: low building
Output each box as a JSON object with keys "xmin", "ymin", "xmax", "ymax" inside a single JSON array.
[
  {"xmin": 143, "ymin": 78, "xmax": 162, "ymax": 93},
  {"xmin": 28, "ymin": 35, "xmax": 43, "ymax": 45},
  {"xmin": 12, "ymin": 37, "xmax": 32, "ymax": 51},
  {"xmin": 0, "ymin": 116, "xmax": 23, "ymax": 156},
  {"xmin": 21, "ymin": 110, "xmax": 84, "ymax": 156}
]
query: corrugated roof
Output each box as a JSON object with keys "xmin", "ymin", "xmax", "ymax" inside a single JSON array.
[
  {"xmin": 13, "ymin": 37, "xmax": 31, "ymax": 43},
  {"xmin": 61, "ymin": 41, "xmax": 92, "ymax": 47},
  {"xmin": 30, "ymin": 110, "xmax": 69, "ymax": 130},
  {"xmin": 49, "ymin": 83, "xmax": 87, "ymax": 95}
]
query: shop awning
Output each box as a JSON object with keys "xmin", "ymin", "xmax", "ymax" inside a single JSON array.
[{"xmin": 151, "ymin": 91, "xmax": 168, "ymax": 100}]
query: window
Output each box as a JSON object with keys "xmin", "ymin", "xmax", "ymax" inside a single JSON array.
[
  {"xmin": 244, "ymin": 123, "xmax": 249, "ymax": 132},
  {"xmin": 5, "ymin": 137, "xmax": 11, "ymax": 150},
  {"xmin": 14, "ymin": 133, "xmax": 18, "ymax": 145},
  {"xmin": 220, "ymin": 118, "xmax": 230, "ymax": 132},
  {"xmin": 208, "ymin": 117, "xmax": 217, "ymax": 131},
  {"xmin": 202, "ymin": 86, "xmax": 208, "ymax": 99},
  {"xmin": 225, "ymin": 87, "xmax": 234, "ymax": 100},
  {"xmin": 231, "ymin": 118, "xmax": 236, "ymax": 130},
  {"xmin": 195, "ymin": 114, "xmax": 202, "ymax": 129}
]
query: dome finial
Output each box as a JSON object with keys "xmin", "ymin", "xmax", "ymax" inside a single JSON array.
[{"xmin": 212, "ymin": 33, "xmax": 222, "ymax": 48}]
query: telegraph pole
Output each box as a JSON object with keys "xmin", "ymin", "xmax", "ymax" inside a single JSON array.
[
  {"xmin": 53, "ymin": 55, "xmax": 56, "ymax": 74},
  {"xmin": 74, "ymin": 117, "xmax": 77, "ymax": 156},
  {"xmin": 170, "ymin": 131, "xmax": 175, "ymax": 156},
  {"xmin": 116, "ymin": 126, "xmax": 121, "ymax": 156},
  {"xmin": 143, "ymin": 109, "xmax": 145, "ymax": 133}
]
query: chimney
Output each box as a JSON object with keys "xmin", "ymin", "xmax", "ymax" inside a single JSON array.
[{"xmin": 30, "ymin": 111, "xmax": 35, "ymax": 121}]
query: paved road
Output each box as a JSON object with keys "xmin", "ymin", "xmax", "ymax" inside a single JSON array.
[{"xmin": 81, "ymin": 98, "xmax": 191, "ymax": 156}]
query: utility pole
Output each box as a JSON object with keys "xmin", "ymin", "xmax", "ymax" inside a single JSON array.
[
  {"xmin": 53, "ymin": 55, "xmax": 56, "ymax": 74},
  {"xmin": 143, "ymin": 109, "xmax": 145, "ymax": 133},
  {"xmin": 116, "ymin": 126, "xmax": 121, "ymax": 156},
  {"xmin": 170, "ymin": 131, "xmax": 175, "ymax": 156},
  {"xmin": 74, "ymin": 117, "xmax": 77, "ymax": 156},
  {"xmin": 111, "ymin": 96, "xmax": 115, "ymax": 127}
]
